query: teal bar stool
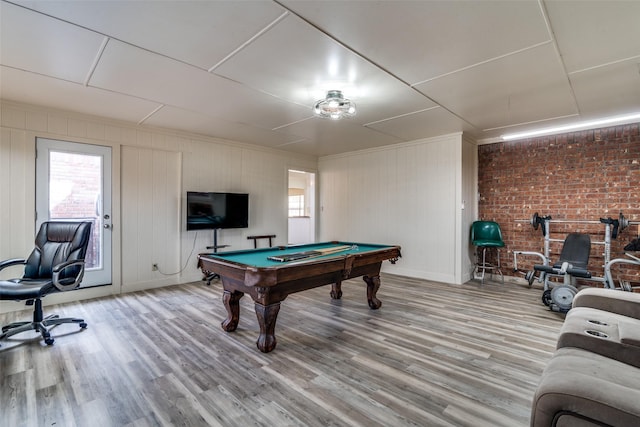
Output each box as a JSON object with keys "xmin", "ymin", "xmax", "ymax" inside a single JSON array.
[{"xmin": 471, "ymin": 220, "xmax": 505, "ymax": 283}]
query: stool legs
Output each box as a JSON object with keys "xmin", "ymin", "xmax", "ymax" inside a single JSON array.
[{"xmin": 474, "ymin": 246, "xmax": 503, "ymax": 284}]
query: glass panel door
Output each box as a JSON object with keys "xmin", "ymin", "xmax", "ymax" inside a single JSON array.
[{"xmin": 36, "ymin": 138, "xmax": 112, "ymax": 287}]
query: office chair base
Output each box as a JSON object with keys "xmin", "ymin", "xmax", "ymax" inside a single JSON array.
[{"xmin": 1, "ymin": 313, "xmax": 87, "ymax": 345}]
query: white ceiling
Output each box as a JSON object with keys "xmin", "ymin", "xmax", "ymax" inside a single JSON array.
[{"xmin": 1, "ymin": 0, "xmax": 639, "ymax": 156}]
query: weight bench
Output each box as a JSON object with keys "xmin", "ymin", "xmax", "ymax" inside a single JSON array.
[{"xmin": 533, "ymin": 233, "xmax": 591, "ymax": 312}]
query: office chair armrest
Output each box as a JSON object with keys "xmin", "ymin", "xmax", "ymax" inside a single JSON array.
[
  {"xmin": 52, "ymin": 259, "xmax": 86, "ymax": 291},
  {"xmin": 0, "ymin": 258, "xmax": 27, "ymax": 272}
]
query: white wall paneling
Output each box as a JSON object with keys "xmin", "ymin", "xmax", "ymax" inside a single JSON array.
[
  {"xmin": 319, "ymin": 133, "xmax": 476, "ymax": 284},
  {"xmin": 179, "ymin": 139, "xmax": 314, "ymax": 283},
  {"xmin": 0, "ymin": 127, "xmax": 34, "ymax": 276},
  {"xmin": 240, "ymin": 149, "xmax": 289, "ymax": 246},
  {"xmin": 288, "ymin": 217, "xmax": 313, "ymax": 245},
  {"xmin": 317, "ymin": 156, "xmax": 348, "ymax": 240},
  {"xmin": 461, "ymin": 135, "xmax": 478, "ymax": 283},
  {"xmin": 121, "ymin": 146, "xmax": 181, "ymax": 291}
]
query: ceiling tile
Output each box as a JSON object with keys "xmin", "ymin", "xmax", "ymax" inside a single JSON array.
[
  {"xmin": 213, "ymin": 13, "xmax": 437, "ymax": 124},
  {"xmin": 366, "ymin": 107, "xmax": 475, "ymax": 142},
  {"xmin": 143, "ymin": 105, "xmax": 305, "ymax": 148},
  {"xmin": 0, "ymin": 65, "xmax": 161, "ymax": 122},
  {"xmin": 281, "ymin": 0, "xmax": 550, "ymax": 84},
  {"xmin": 0, "ymin": 1, "xmax": 106, "ymax": 83},
  {"xmin": 89, "ymin": 40, "xmax": 311, "ymax": 129},
  {"xmin": 414, "ymin": 43, "xmax": 577, "ymax": 130},
  {"xmin": 570, "ymin": 59, "xmax": 640, "ymax": 118},
  {"xmin": 278, "ymin": 118, "xmax": 401, "ymax": 157},
  {"xmin": 545, "ymin": 1, "xmax": 640, "ymax": 73},
  {"xmin": 13, "ymin": 0, "xmax": 286, "ymax": 70}
]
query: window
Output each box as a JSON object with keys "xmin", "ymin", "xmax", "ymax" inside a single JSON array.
[
  {"xmin": 288, "ymin": 195, "xmax": 304, "ymax": 217},
  {"xmin": 288, "ymin": 189, "xmax": 305, "ymax": 217},
  {"xmin": 48, "ymin": 150, "xmax": 102, "ymax": 269}
]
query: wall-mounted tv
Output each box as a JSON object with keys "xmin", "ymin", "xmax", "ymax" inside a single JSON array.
[{"xmin": 186, "ymin": 191, "xmax": 249, "ymax": 230}]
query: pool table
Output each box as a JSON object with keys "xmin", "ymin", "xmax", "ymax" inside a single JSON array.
[{"xmin": 198, "ymin": 241, "xmax": 401, "ymax": 353}]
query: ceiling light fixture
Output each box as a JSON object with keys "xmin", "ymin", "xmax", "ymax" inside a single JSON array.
[
  {"xmin": 501, "ymin": 112, "xmax": 640, "ymax": 141},
  {"xmin": 313, "ymin": 90, "xmax": 356, "ymax": 120}
]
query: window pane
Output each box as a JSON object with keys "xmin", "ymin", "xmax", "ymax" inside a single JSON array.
[
  {"xmin": 288, "ymin": 194, "xmax": 304, "ymax": 217},
  {"xmin": 49, "ymin": 151, "xmax": 102, "ymax": 269}
]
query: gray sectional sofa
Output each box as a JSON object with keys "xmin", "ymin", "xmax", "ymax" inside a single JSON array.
[{"xmin": 530, "ymin": 287, "xmax": 640, "ymax": 426}]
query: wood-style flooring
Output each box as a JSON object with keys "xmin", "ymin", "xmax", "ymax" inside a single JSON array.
[{"xmin": 0, "ymin": 274, "xmax": 563, "ymax": 427}]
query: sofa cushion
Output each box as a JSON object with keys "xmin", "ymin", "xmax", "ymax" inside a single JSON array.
[
  {"xmin": 572, "ymin": 287, "xmax": 640, "ymax": 319},
  {"xmin": 557, "ymin": 306, "xmax": 640, "ymax": 368},
  {"xmin": 530, "ymin": 347, "xmax": 640, "ymax": 427}
]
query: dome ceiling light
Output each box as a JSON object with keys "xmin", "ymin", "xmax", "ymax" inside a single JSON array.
[{"xmin": 313, "ymin": 90, "xmax": 356, "ymax": 120}]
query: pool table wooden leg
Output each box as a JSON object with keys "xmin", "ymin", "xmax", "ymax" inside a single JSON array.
[
  {"xmin": 363, "ymin": 275, "xmax": 382, "ymax": 309},
  {"xmin": 222, "ymin": 290, "xmax": 243, "ymax": 332},
  {"xmin": 330, "ymin": 281, "xmax": 343, "ymax": 299},
  {"xmin": 254, "ymin": 302, "xmax": 280, "ymax": 353}
]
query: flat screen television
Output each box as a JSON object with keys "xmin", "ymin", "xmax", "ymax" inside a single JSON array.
[{"xmin": 186, "ymin": 191, "xmax": 249, "ymax": 230}]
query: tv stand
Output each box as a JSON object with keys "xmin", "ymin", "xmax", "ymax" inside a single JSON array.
[{"xmin": 203, "ymin": 229, "xmax": 228, "ymax": 285}]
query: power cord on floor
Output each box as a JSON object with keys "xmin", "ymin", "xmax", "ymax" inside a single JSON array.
[{"xmin": 156, "ymin": 231, "xmax": 199, "ymax": 276}]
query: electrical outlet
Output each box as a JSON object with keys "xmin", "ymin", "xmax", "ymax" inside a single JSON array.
[{"xmin": 152, "ymin": 263, "xmax": 158, "ymax": 271}]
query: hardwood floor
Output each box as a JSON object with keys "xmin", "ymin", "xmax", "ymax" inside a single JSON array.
[{"xmin": 0, "ymin": 274, "xmax": 563, "ymax": 427}]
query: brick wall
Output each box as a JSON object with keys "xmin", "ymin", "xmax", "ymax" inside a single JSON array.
[{"xmin": 478, "ymin": 123, "xmax": 640, "ymax": 286}]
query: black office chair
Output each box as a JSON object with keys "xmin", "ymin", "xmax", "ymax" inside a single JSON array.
[
  {"xmin": 534, "ymin": 232, "xmax": 591, "ymax": 312},
  {"xmin": 0, "ymin": 221, "xmax": 92, "ymax": 345}
]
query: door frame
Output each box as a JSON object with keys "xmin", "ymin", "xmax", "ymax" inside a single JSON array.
[{"xmin": 287, "ymin": 168, "xmax": 317, "ymax": 244}]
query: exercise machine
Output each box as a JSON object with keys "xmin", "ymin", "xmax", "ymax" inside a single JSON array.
[{"xmin": 513, "ymin": 212, "xmax": 634, "ymax": 312}]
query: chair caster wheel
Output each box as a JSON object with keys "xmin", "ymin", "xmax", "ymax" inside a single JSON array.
[
  {"xmin": 80, "ymin": 322, "xmax": 87, "ymax": 328},
  {"xmin": 44, "ymin": 337, "xmax": 54, "ymax": 345}
]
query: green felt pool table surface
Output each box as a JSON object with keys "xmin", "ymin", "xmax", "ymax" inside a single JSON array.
[{"xmin": 201, "ymin": 241, "xmax": 394, "ymax": 268}]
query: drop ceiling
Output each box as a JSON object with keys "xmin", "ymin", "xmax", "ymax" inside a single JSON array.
[{"xmin": 1, "ymin": 0, "xmax": 639, "ymax": 156}]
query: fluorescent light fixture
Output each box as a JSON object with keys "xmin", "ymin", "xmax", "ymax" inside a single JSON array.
[{"xmin": 501, "ymin": 112, "xmax": 640, "ymax": 141}]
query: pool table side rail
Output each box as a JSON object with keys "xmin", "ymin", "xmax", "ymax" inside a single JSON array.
[
  {"xmin": 202, "ymin": 241, "xmax": 394, "ymax": 257},
  {"xmin": 198, "ymin": 245, "xmax": 401, "ymax": 288}
]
